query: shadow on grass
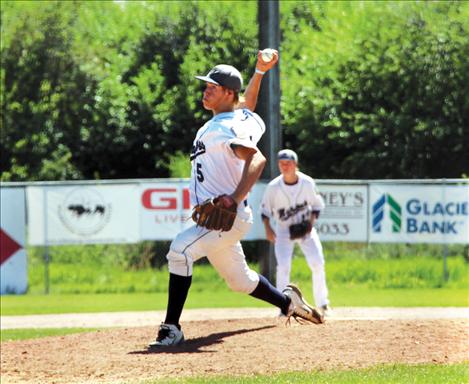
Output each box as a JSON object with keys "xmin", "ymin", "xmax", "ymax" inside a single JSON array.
[{"xmin": 129, "ymin": 324, "xmax": 276, "ymax": 354}]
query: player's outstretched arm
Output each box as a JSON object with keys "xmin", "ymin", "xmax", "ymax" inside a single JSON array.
[
  {"xmin": 237, "ymin": 49, "xmax": 279, "ymax": 111},
  {"xmin": 229, "ymin": 145, "xmax": 266, "ymax": 204}
]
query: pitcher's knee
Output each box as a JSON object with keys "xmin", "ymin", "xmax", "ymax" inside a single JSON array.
[
  {"xmin": 225, "ymin": 270, "xmax": 258, "ymax": 293},
  {"xmin": 167, "ymin": 248, "xmax": 193, "ymax": 277}
]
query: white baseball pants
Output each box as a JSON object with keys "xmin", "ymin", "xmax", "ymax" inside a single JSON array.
[
  {"xmin": 274, "ymin": 227, "xmax": 330, "ymax": 307},
  {"xmin": 166, "ymin": 207, "xmax": 259, "ymax": 294}
]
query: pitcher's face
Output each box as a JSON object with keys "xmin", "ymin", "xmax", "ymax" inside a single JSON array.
[{"xmin": 202, "ymin": 83, "xmax": 231, "ymax": 111}]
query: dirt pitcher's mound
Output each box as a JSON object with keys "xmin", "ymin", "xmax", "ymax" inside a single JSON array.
[{"xmin": 1, "ymin": 318, "xmax": 468, "ymax": 384}]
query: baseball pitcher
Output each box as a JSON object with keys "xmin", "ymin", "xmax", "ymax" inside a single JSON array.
[{"xmin": 149, "ymin": 51, "xmax": 324, "ymax": 349}]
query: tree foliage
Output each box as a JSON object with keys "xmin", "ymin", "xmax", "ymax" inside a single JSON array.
[
  {"xmin": 280, "ymin": 1, "xmax": 469, "ymax": 178},
  {"xmin": 1, "ymin": 1, "xmax": 467, "ymax": 181},
  {"xmin": 1, "ymin": 1, "xmax": 92, "ymax": 180}
]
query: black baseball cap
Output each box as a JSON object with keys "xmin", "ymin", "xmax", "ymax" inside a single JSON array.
[
  {"xmin": 278, "ymin": 149, "xmax": 298, "ymax": 162},
  {"xmin": 195, "ymin": 64, "xmax": 243, "ymax": 92}
]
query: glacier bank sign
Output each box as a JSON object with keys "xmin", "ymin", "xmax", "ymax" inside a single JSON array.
[{"xmin": 369, "ymin": 185, "xmax": 469, "ymax": 244}]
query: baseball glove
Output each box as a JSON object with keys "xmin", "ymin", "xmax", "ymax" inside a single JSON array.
[
  {"xmin": 289, "ymin": 221, "xmax": 312, "ymax": 240},
  {"xmin": 192, "ymin": 194, "xmax": 237, "ymax": 231}
]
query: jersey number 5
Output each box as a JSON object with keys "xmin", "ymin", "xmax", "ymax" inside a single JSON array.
[{"xmin": 196, "ymin": 163, "xmax": 204, "ymax": 182}]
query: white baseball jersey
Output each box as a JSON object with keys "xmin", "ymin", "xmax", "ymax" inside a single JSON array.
[
  {"xmin": 261, "ymin": 172, "xmax": 325, "ymax": 229},
  {"xmin": 261, "ymin": 172, "xmax": 330, "ymax": 308},
  {"xmin": 167, "ymin": 108, "xmax": 266, "ymax": 294},
  {"xmin": 189, "ymin": 108, "xmax": 265, "ymax": 208}
]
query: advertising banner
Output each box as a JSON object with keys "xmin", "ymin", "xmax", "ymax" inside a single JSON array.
[
  {"xmin": 316, "ymin": 184, "xmax": 368, "ymax": 242},
  {"xmin": 1, "ymin": 187, "xmax": 28, "ymax": 294},
  {"xmin": 27, "ymin": 185, "xmax": 140, "ymax": 245},
  {"xmin": 139, "ymin": 181, "xmax": 267, "ymax": 240},
  {"xmin": 244, "ymin": 182, "xmax": 267, "ymax": 240},
  {"xmin": 369, "ymin": 184, "xmax": 469, "ymax": 244},
  {"xmin": 139, "ymin": 181, "xmax": 370, "ymax": 242},
  {"xmin": 21, "ymin": 180, "xmax": 467, "ymax": 246},
  {"xmin": 139, "ymin": 182, "xmax": 193, "ymax": 240}
]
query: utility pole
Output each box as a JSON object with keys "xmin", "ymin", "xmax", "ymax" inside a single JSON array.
[{"xmin": 257, "ymin": 0, "xmax": 281, "ymax": 282}]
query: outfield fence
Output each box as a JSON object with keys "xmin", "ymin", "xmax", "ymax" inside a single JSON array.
[{"xmin": 1, "ymin": 178, "xmax": 468, "ymax": 293}]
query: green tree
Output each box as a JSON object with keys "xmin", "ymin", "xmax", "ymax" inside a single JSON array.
[
  {"xmin": 1, "ymin": 1, "xmax": 92, "ymax": 180},
  {"xmin": 280, "ymin": 1, "xmax": 469, "ymax": 178},
  {"xmin": 2, "ymin": 1, "xmax": 468, "ymax": 181},
  {"xmin": 119, "ymin": 1, "xmax": 258, "ymax": 178}
]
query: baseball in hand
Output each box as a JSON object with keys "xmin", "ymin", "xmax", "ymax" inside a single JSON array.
[{"xmin": 261, "ymin": 48, "xmax": 275, "ymax": 63}]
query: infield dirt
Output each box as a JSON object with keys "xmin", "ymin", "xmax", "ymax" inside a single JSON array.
[{"xmin": 1, "ymin": 316, "xmax": 468, "ymax": 384}]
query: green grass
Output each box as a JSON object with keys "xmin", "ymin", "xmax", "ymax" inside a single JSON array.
[
  {"xmin": 2, "ymin": 243, "xmax": 466, "ymax": 316},
  {"xmin": 143, "ymin": 363, "xmax": 469, "ymax": 384},
  {"xmin": 25, "ymin": 252, "xmax": 468, "ymax": 294},
  {"xmin": 0, "ymin": 327, "xmax": 99, "ymax": 342},
  {"xmin": 1, "ymin": 286, "xmax": 468, "ymax": 316}
]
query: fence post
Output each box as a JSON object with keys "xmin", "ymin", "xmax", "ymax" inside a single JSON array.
[
  {"xmin": 442, "ymin": 179, "xmax": 449, "ymax": 282},
  {"xmin": 43, "ymin": 188, "xmax": 50, "ymax": 294},
  {"xmin": 257, "ymin": 0, "xmax": 280, "ymax": 282}
]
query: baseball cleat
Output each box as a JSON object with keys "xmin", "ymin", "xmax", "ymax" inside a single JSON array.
[
  {"xmin": 283, "ymin": 284, "xmax": 325, "ymax": 325},
  {"xmin": 148, "ymin": 323, "xmax": 184, "ymax": 349}
]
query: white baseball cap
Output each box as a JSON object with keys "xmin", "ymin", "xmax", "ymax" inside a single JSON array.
[
  {"xmin": 195, "ymin": 64, "xmax": 243, "ymax": 92},
  {"xmin": 277, "ymin": 149, "xmax": 298, "ymax": 162}
]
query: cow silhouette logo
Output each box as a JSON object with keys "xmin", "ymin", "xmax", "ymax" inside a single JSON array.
[{"xmin": 58, "ymin": 188, "xmax": 111, "ymax": 235}]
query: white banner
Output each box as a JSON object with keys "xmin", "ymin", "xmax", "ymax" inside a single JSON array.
[
  {"xmin": 369, "ymin": 184, "xmax": 469, "ymax": 244},
  {"xmin": 139, "ymin": 182, "xmax": 193, "ymax": 240},
  {"xmin": 245, "ymin": 182, "xmax": 268, "ymax": 240},
  {"xmin": 1, "ymin": 188, "xmax": 28, "ymax": 294},
  {"xmin": 19, "ymin": 180, "xmax": 468, "ymax": 245},
  {"xmin": 139, "ymin": 181, "xmax": 267, "ymax": 241},
  {"xmin": 138, "ymin": 182, "xmax": 369, "ymax": 242},
  {"xmin": 316, "ymin": 184, "xmax": 368, "ymax": 242},
  {"xmin": 27, "ymin": 185, "xmax": 140, "ymax": 245}
]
